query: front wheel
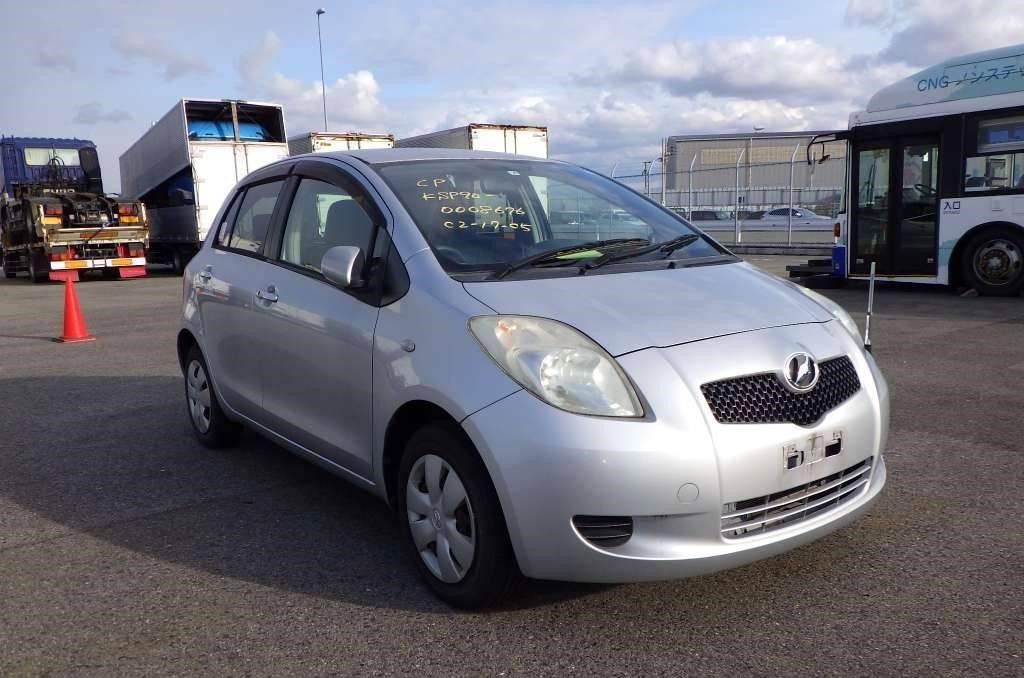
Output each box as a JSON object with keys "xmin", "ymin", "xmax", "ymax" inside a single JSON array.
[
  {"xmin": 397, "ymin": 424, "xmax": 520, "ymax": 609},
  {"xmin": 961, "ymin": 228, "xmax": 1024, "ymax": 296}
]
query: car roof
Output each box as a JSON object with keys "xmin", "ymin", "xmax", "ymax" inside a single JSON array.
[{"xmin": 310, "ymin": 148, "xmax": 560, "ymax": 165}]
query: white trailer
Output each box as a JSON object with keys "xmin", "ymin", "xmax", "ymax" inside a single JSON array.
[
  {"xmin": 288, "ymin": 131, "xmax": 395, "ymax": 155},
  {"xmin": 396, "ymin": 124, "xmax": 549, "ymax": 159},
  {"xmin": 119, "ymin": 99, "xmax": 288, "ymax": 273}
]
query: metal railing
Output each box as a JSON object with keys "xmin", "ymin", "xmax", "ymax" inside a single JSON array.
[{"xmin": 612, "ymin": 155, "xmax": 846, "ymax": 246}]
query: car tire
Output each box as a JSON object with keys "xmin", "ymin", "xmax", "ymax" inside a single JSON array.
[
  {"xmin": 183, "ymin": 345, "xmax": 241, "ymax": 449},
  {"xmin": 961, "ymin": 227, "xmax": 1024, "ymax": 297},
  {"xmin": 397, "ymin": 423, "xmax": 520, "ymax": 609}
]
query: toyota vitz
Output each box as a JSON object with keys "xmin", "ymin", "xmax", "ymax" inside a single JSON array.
[{"xmin": 178, "ymin": 149, "xmax": 888, "ymax": 608}]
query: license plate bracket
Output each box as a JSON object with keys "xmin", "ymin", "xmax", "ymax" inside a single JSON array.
[{"xmin": 783, "ymin": 431, "xmax": 843, "ymax": 470}]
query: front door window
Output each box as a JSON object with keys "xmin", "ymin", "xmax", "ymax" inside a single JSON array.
[
  {"xmin": 897, "ymin": 142, "xmax": 939, "ymax": 272},
  {"xmin": 855, "ymin": 148, "xmax": 890, "ymax": 267}
]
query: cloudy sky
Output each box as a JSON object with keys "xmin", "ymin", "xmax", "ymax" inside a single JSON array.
[{"xmin": 5, "ymin": 0, "xmax": 1023, "ymax": 191}]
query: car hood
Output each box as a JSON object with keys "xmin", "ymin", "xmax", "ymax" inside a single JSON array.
[{"xmin": 462, "ymin": 261, "xmax": 832, "ymax": 356}]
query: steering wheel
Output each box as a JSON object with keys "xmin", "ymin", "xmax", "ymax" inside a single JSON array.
[
  {"xmin": 434, "ymin": 245, "xmax": 468, "ymax": 265},
  {"xmin": 914, "ymin": 183, "xmax": 937, "ymax": 198}
]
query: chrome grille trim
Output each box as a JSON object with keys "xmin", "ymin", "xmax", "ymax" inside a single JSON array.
[{"xmin": 721, "ymin": 459, "xmax": 873, "ymax": 539}]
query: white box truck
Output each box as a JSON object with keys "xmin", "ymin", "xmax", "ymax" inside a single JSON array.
[
  {"xmin": 396, "ymin": 124, "xmax": 548, "ymax": 158},
  {"xmin": 288, "ymin": 131, "xmax": 395, "ymax": 155},
  {"xmin": 119, "ymin": 99, "xmax": 289, "ymax": 273}
]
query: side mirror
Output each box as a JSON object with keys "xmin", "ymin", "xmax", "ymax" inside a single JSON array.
[{"xmin": 321, "ymin": 245, "xmax": 365, "ymax": 288}]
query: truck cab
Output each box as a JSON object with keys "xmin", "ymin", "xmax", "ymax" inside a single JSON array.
[{"xmin": 1, "ymin": 137, "xmax": 149, "ymax": 282}]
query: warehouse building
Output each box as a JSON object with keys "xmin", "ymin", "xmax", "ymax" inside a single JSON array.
[{"xmin": 662, "ymin": 131, "xmax": 847, "ymax": 215}]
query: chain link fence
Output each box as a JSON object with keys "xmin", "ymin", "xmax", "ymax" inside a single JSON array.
[{"xmin": 612, "ymin": 155, "xmax": 846, "ymax": 246}]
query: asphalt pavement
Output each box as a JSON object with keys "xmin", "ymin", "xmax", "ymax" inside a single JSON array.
[{"xmin": 0, "ymin": 265, "xmax": 1021, "ymax": 676}]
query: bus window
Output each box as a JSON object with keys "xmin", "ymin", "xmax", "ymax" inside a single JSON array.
[{"xmin": 965, "ymin": 153, "xmax": 1024, "ymax": 191}]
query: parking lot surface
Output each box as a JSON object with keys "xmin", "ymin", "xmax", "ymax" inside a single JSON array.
[{"xmin": 1, "ymin": 267, "xmax": 1022, "ymax": 677}]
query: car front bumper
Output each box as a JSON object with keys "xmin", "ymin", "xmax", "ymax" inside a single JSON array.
[{"xmin": 461, "ymin": 322, "xmax": 889, "ymax": 583}]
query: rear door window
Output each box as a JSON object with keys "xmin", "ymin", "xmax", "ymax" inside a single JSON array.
[{"xmin": 224, "ymin": 180, "xmax": 285, "ymax": 254}]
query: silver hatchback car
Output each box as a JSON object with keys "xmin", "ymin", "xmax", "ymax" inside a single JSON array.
[{"xmin": 178, "ymin": 149, "xmax": 888, "ymax": 608}]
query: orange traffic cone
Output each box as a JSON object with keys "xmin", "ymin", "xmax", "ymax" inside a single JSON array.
[{"xmin": 55, "ymin": 278, "xmax": 96, "ymax": 343}]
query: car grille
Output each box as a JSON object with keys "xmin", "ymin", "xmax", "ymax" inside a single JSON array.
[
  {"xmin": 700, "ymin": 356, "xmax": 860, "ymax": 426},
  {"xmin": 572, "ymin": 515, "xmax": 633, "ymax": 548},
  {"xmin": 721, "ymin": 459, "xmax": 872, "ymax": 539}
]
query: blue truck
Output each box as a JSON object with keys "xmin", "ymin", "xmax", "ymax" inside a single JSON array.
[{"xmin": 1, "ymin": 136, "xmax": 149, "ymax": 282}]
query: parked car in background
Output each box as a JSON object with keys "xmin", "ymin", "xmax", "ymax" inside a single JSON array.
[
  {"xmin": 757, "ymin": 207, "xmax": 833, "ymax": 228},
  {"xmin": 179, "ymin": 148, "xmax": 889, "ymax": 608}
]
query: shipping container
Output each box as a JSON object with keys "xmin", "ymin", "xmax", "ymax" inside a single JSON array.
[
  {"xmin": 396, "ymin": 124, "xmax": 548, "ymax": 159},
  {"xmin": 288, "ymin": 131, "xmax": 395, "ymax": 155},
  {"xmin": 119, "ymin": 99, "xmax": 288, "ymax": 272}
]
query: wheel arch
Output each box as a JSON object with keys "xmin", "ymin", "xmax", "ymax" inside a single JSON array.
[
  {"xmin": 948, "ymin": 220, "xmax": 1024, "ymax": 289},
  {"xmin": 380, "ymin": 400, "xmax": 467, "ymax": 510},
  {"xmin": 176, "ymin": 328, "xmax": 199, "ymax": 373}
]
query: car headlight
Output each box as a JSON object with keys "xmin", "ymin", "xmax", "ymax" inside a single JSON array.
[
  {"xmin": 797, "ymin": 285, "xmax": 863, "ymax": 345},
  {"xmin": 469, "ymin": 315, "xmax": 644, "ymax": 418}
]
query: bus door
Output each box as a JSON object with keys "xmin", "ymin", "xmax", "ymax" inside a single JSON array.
[{"xmin": 851, "ymin": 136, "xmax": 940, "ymax": 276}]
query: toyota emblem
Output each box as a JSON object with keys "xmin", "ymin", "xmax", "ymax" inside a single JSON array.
[{"xmin": 781, "ymin": 353, "xmax": 820, "ymax": 393}]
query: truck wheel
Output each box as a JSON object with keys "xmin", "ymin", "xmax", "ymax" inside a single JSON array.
[
  {"xmin": 27, "ymin": 250, "xmax": 48, "ymax": 283},
  {"xmin": 397, "ymin": 423, "xmax": 520, "ymax": 609},
  {"xmin": 961, "ymin": 227, "xmax": 1024, "ymax": 297},
  {"xmin": 2, "ymin": 255, "xmax": 16, "ymax": 279},
  {"xmin": 172, "ymin": 248, "xmax": 186, "ymax": 275},
  {"xmin": 184, "ymin": 345, "xmax": 241, "ymax": 449}
]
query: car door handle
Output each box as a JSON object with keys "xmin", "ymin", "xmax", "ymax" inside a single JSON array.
[
  {"xmin": 257, "ymin": 287, "xmax": 279, "ymax": 303},
  {"xmin": 198, "ymin": 266, "xmax": 212, "ymax": 282}
]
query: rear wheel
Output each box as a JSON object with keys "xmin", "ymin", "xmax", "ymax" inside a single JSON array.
[
  {"xmin": 397, "ymin": 423, "xmax": 520, "ymax": 609},
  {"xmin": 961, "ymin": 227, "xmax": 1024, "ymax": 296},
  {"xmin": 2, "ymin": 254, "xmax": 16, "ymax": 279},
  {"xmin": 183, "ymin": 345, "xmax": 240, "ymax": 448},
  {"xmin": 27, "ymin": 249, "xmax": 48, "ymax": 283},
  {"xmin": 171, "ymin": 248, "xmax": 186, "ymax": 275}
]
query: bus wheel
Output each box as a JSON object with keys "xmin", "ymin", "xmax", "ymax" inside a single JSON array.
[{"xmin": 962, "ymin": 228, "xmax": 1024, "ymax": 297}]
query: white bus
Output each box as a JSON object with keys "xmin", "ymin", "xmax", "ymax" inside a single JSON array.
[{"xmin": 816, "ymin": 43, "xmax": 1024, "ymax": 296}]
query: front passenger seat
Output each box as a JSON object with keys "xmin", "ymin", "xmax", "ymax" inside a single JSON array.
[{"xmin": 305, "ymin": 199, "xmax": 375, "ymax": 270}]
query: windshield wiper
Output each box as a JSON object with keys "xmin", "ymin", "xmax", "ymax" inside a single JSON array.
[
  {"xmin": 585, "ymin": 234, "xmax": 701, "ymax": 270},
  {"xmin": 489, "ymin": 238, "xmax": 648, "ymax": 280}
]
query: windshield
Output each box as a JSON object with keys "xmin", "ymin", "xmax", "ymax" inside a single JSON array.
[
  {"xmin": 376, "ymin": 159, "xmax": 723, "ymax": 277},
  {"xmin": 24, "ymin": 148, "xmax": 81, "ymax": 166}
]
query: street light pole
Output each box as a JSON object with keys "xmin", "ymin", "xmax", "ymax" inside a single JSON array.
[{"xmin": 315, "ymin": 8, "xmax": 328, "ymax": 132}]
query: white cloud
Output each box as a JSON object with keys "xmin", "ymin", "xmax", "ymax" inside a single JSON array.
[
  {"xmin": 112, "ymin": 33, "xmax": 210, "ymax": 81},
  {"xmin": 236, "ymin": 31, "xmax": 391, "ymax": 136},
  {"xmin": 34, "ymin": 47, "xmax": 76, "ymax": 72},
  {"xmin": 591, "ymin": 35, "xmax": 906, "ymax": 108},
  {"xmin": 239, "ymin": 32, "xmax": 280, "ymax": 85},
  {"xmin": 73, "ymin": 103, "xmax": 132, "ymax": 125},
  {"xmin": 845, "ymin": 0, "xmax": 891, "ymax": 25},
  {"xmin": 879, "ymin": 1, "xmax": 1024, "ymax": 67},
  {"xmin": 269, "ymin": 70, "xmax": 388, "ymax": 131}
]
